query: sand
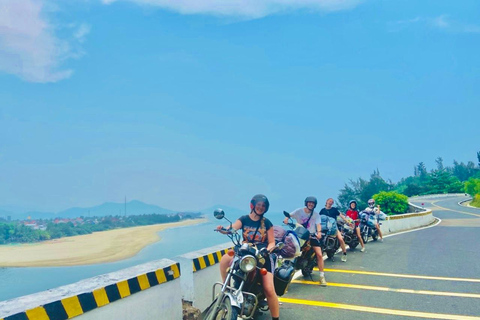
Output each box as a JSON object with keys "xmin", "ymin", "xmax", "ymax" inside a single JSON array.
[{"xmin": 0, "ymin": 219, "xmax": 207, "ymax": 267}]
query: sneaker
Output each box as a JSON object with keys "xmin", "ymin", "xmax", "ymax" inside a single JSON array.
[
  {"xmin": 360, "ymin": 247, "xmax": 365, "ymax": 252},
  {"xmin": 341, "ymin": 254, "xmax": 347, "ymax": 262},
  {"xmin": 380, "ymin": 238, "xmax": 384, "ymax": 242},
  {"xmin": 319, "ymin": 276, "xmax": 327, "ymax": 286}
]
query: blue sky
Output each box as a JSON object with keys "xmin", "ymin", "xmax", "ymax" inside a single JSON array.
[{"xmin": 0, "ymin": 0, "xmax": 479, "ymax": 213}]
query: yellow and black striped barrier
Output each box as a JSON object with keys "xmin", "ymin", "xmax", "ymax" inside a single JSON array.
[
  {"xmin": 192, "ymin": 248, "xmax": 232, "ymax": 272},
  {"xmin": 2, "ymin": 263, "xmax": 180, "ymax": 320}
]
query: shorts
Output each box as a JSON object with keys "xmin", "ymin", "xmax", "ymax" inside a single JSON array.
[
  {"xmin": 310, "ymin": 238, "xmax": 322, "ymax": 247},
  {"xmin": 264, "ymin": 253, "xmax": 278, "ymax": 273}
]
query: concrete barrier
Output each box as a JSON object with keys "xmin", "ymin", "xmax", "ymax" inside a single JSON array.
[
  {"xmin": 379, "ymin": 203, "xmax": 434, "ymax": 235},
  {"xmin": 177, "ymin": 243, "xmax": 232, "ymax": 311},
  {"xmin": 0, "ymin": 259, "xmax": 182, "ymax": 320}
]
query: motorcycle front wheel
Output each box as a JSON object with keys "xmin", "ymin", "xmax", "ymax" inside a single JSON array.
[
  {"xmin": 372, "ymin": 233, "xmax": 378, "ymax": 241},
  {"xmin": 326, "ymin": 250, "xmax": 335, "ymax": 260},
  {"xmin": 203, "ymin": 296, "xmax": 239, "ymax": 320},
  {"xmin": 362, "ymin": 230, "xmax": 369, "ymax": 244}
]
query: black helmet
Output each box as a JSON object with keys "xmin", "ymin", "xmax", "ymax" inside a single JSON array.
[
  {"xmin": 304, "ymin": 196, "xmax": 318, "ymax": 208},
  {"xmin": 250, "ymin": 194, "xmax": 270, "ymax": 214},
  {"xmin": 348, "ymin": 200, "xmax": 357, "ymax": 208}
]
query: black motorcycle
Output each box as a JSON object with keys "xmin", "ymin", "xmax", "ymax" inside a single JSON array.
[
  {"xmin": 338, "ymin": 217, "xmax": 359, "ymax": 250},
  {"xmin": 282, "ymin": 211, "xmax": 317, "ymax": 278},
  {"xmin": 202, "ymin": 209, "xmax": 294, "ymax": 320}
]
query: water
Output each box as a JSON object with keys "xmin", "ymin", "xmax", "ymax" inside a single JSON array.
[{"xmin": 0, "ymin": 211, "xmax": 285, "ymax": 302}]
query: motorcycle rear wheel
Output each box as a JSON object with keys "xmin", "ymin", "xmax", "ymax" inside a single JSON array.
[
  {"xmin": 204, "ymin": 296, "xmax": 239, "ymax": 320},
  {"xmin": 326, "ymin": 250, "xmax": 335, "ymax": 260}
]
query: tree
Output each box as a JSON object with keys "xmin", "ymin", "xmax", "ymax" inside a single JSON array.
[
  {"xmin": 465, "ymin": 178, "xmax": 480, "ymax": 197},
  {"xmin": 435, "ymin": 157, "xmax": 444, "ymax": 171}
]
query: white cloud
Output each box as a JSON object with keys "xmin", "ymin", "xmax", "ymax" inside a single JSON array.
[
  {"xmin": 391, "ymin": 15, "xmax": 480, "ymax": 34},
  {"xmin": 74, "ymin": 23, "xmax": 91, "ymax": 43},
  {"xmin": 0, "ymin": 0, "xmax": 89, "ymax": 83},
  {"xmin": 101, "ymin": 0, "xmax": 361, "ymax": 18}
]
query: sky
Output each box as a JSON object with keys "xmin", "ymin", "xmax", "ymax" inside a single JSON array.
[{"xmin": 0, "ymin": 0, "xmax": 479, "ymax": 213}]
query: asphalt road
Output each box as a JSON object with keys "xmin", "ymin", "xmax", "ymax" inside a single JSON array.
[{"xmin": 257, "ymin": 194, "xmax": 480, "ymax": 320}]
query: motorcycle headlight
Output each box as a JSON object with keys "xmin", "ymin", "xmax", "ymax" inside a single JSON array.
[{"xmin": 239, "ymin": 255, "xmax": 257, "ymax": 273}]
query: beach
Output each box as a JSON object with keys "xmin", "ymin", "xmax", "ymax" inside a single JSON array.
[{"xmin": 0, "ymin": 219, "xmax": 207, "ymax": 267}]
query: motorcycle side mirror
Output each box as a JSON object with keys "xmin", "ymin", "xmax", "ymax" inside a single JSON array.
[
  {"xmin": 283, "ymin": 211, "xmax": 290, "ymax": 218},
  {"xmin": 213, "ymin": 208, "xmax": 225, "ymax": 220}
]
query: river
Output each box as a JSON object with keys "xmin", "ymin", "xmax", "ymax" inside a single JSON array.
[{"xmin": 0, "ymin": 211, "xmax": 286, "ymax": 302}]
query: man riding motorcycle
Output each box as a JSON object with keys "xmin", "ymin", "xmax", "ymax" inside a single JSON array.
[
  {"xmin": 283, "ymin": 196, "xmax": 327, "ymax": 286},
  {"xmin": 345, "ymin": 200, "xmax": 366, "ymax": 252},
  {"xmin": 362, "ymin": 199, "xmax": 384, "ymax": 242},
  {"xmin": 216, "ymin": 194, "xmax": 280, "ymax": 320}
]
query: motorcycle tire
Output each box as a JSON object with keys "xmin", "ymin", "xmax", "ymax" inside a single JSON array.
[
  {"xmin": 326, "ymin": 250, "xmax": 335, "ymax": 260},
  {"xmin": 362, "ymin": 232, "xmax": 368, "ymax": 244},
  {"xmin": 372, "ymin": 233, "xmax": 378, "ymax": 241},
  {"xmin": 349, "ymin": 241, "xmax": 359, "ymax": 250},
  {"xmin": 203, "ymin": 296, "xmax": 239, "ymax": 320}
]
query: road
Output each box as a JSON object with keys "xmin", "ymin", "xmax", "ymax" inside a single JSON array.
[{"xmin": 258, "ymin": 194, "xmax": 480, "ymax": 320}]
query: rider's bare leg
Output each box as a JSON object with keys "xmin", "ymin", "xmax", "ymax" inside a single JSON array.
[
  {"xmin": 337, "ymin": 231, "xmax": 347, "ymax": 254},
  {"xmin": 375, "ymin": 223, "xmax": 383, "ymax": 240},
  {"xmin": 261, "ymin": 272, "xmax": 280, "ymax": 318},
  {"xmin": 313, "ymin": 246, "xmax": 324, "ymax": 272},
  {"xmin": 356, "ymin": 227, "xmax": 365, "ymax": 248},
  {"xmin": 219, "ymin": 254, "xmax": 233, "ymax": 282}
]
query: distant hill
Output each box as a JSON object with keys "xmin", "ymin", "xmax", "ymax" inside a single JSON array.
[
  {"xmin": 0, "ymin": 200, "xmax": 176, "ymax": 220},
  {"xmin": 57, "ymin": 200, "xmax": 175, "ymax": 218}
]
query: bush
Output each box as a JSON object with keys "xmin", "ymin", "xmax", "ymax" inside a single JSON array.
[
  {"xmin": 373, "ymin": 191, "xmax": 409, "ymax": 215},
  {"xmin": 471, "ymin": 194, "xmax": 480, "ymax": 208},
  {"xmin": 464, "ymin": 178, "xmax": 480, "ymax": 198}
]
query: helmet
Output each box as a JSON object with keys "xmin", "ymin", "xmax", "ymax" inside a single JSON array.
[
  {"xmin": 348, "ymin": 200, "xmax": 357, "ymax": 208},
  {"xmin": 250, "ymin": 194, "xmax": 270, "ymax": 214},
  {"xmin": 368, "ymin": 199, "xmax": 375, "ymax": 208},
  {"xmin": 304, "ymin": 196, "xmax": 318, "ymax": 208}
]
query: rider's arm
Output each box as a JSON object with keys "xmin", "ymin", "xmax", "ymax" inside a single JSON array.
[
  {"xmin": 315, "ymin": 222, "xmax": 322, "ymax": 239},
  {"xmin": 266, "ymin": 227, "xmax": 276, "ymax": 251},
  {"xmin": 216, "ymin": 219, "xmax": 242, "ymax": 233}
]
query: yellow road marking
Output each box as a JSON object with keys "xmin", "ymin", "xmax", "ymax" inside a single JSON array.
[
  {"xmin": 430, "ymin": 201, "xmax": 480, "ymax": 218},
  {"xmin": 320, "ymin": 268, "xmax": 480, "ymax": 283},
  {"xmin": 279, "ymin": 297, "xmax": 480, "ymax": 320},
  {"xmin": 292, "ymin": 280, "xmax": 480, "ymax": 299}
]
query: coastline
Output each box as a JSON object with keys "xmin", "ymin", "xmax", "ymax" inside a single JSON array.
[{"xmin": 0, "ymin": 219, "xmax": 207, "ymax": 267}]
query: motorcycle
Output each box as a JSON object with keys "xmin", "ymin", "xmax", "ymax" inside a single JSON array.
[
  {"xmin": 359, "ymin": 210, "xmax": 382, "ymax": 243},
  {"xmin": 337, "ymin": 216, "xmax": 359, "ymax": 250},
  {"xmin": 319, "ymin": 215, "xmax": 340, "ymax": 261},
  {"xmin": 282, "ymin": 211, "xmax": 317, "ymax": 279},
  {"xmin": 202, "ymin": 209, "xmax": 294, "ymax": 320}
]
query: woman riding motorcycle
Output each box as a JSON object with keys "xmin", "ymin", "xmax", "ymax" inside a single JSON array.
[
  {"xmin": 216, "ymin": 194, "xmax": 280, "ymax": 320},
  {"xmin": 345, "ymin": 200, "xmax": 366, "ymax": 252}
]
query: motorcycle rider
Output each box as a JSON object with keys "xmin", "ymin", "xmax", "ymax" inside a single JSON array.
[
  {"xmin": 319, "ymin": 198, "xmax": 349, "ymax": 262},
  {"xmin": 216, "ymin": 194, "xmax": 280, "ymax": 320},
  {"xmin": 362, "ymin": 198, "xmax": 384, "ymax": 241},
  {"xmin": 345, "ymin": 200, "xmax": 366, "ymax": 252},
  {"xmin": 283, "ymin": 196, "xmax": 327, "ymax": 286}
]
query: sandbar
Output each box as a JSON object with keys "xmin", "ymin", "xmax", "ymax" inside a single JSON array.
[{"xmin": 0, "ymin": 219, "xmax": 207, "ymax": 267}]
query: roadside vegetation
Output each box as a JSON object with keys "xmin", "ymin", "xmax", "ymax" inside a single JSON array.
[
  {"xmin": 0, "ymin": 213, "xmax": 201, "ymax": 245},
  {"xmin": 338, "ymin": 151, "xmax": 480, "ymax": 213}
]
